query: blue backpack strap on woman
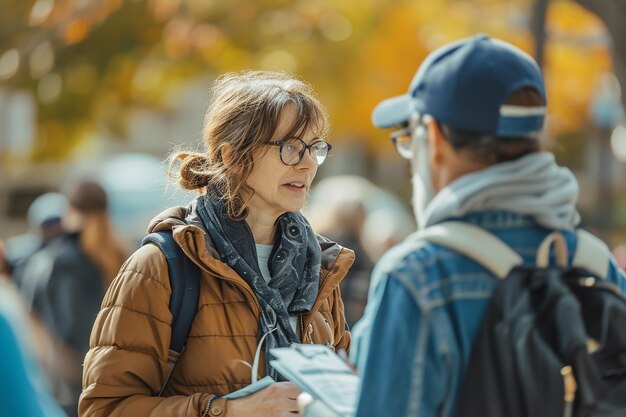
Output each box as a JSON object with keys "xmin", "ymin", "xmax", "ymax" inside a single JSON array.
[{"xmin": 141, "ymin": 231, "xmax": 200, "ymax": 395}]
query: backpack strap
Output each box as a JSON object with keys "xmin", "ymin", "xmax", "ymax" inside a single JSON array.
[
  {"xmin": 412, "ymin": 222, "xmax": 612, "ymax": 279},
  {"xmin": 141, "ymin": 230, "xmax": 200, "ymax": 395},
  {"xmin": 408, "ymin": 221, "xmax": 522, "ymax": 279},
  {"xmin": 573, "ymin": 229, "xmax": 611, "ymax": 278}
]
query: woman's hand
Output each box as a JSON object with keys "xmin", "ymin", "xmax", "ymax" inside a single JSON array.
[{"xmin": 226, "ymin": 382, "xmax": 301, "ymax": 417}]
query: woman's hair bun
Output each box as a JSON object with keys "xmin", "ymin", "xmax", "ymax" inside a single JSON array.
[{"xmin": 173, "ymin": 152, "xmax": 211, "ymax": 190}]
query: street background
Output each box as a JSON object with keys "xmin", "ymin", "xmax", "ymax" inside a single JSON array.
[{"xmin": 1, "ymin": 0, "xmax": 625, "ymax": 254}]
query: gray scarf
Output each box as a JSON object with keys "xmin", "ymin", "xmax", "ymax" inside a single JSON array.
[
  {"xmin": 196, "ymin": 193, "xmax": 321, "ymax": 380},
  {"xmin": 423, "ymin": 152, "xmax": 581, "ymax": 230}
]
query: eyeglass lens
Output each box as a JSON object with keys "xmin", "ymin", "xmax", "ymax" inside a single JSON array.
[
  {"xmin": 281, "ymin": 138, "xmax": 329, "ymax": 166},
  {"xmin": 391, "ymin": 127, "xmax": 413, "ymax": 160}
]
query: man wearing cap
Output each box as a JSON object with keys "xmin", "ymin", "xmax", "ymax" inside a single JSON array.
[{"xmin": 349, "ymin": 35, "xmax": 626, "ymax": 417}]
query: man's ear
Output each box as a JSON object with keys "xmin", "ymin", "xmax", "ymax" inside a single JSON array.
[{"xmin": 426, "ymin": 118, "xmax": 447, "ymax": 166}]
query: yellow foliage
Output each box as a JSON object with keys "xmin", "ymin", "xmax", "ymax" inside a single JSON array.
[
  {"xmin": 5, "ymin": 0, "xmax": 616, "ymax": 159},
  {"xmin": 328, "ymin": 0, "xmax": 612, "ymax": 149},
  {"xmin": 548, "ymin": 0, "xmax": 604, "ymax": 33},
  {"xmin": 542, "ymin": 0, "xmax": 612, "ymax": 134},
  {"xmin": 63, "ymin": 19, "xmax": 89, "ymax": 44},
  {"xmin": 333, "ymin": 1, "xmax": 535, "ymax": 151}
]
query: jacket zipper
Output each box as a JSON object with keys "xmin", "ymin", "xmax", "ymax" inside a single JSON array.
[{"xmin": 561, "ymin": 365, "xmax": 577, "ymax": 417}]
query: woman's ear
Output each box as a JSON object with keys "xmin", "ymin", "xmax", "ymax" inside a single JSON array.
[
  {"xmin": 221, "ymin": 143, "xmax": 249, "ymax": 180},
  {"xmin": 221, "ymin": 144, "xmax": 235, "ymax": 168}
]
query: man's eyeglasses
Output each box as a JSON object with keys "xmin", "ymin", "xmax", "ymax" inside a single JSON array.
[
  {"xmin": 389, "ymin": 114, "xmax": 429, "ymax": 160},
  {"xmin": 268, "ymin": 137, "xmax": 332, "ymax": 166},
  {"xmin": 390, "ymin": 125, "xmax": 414, "ymax": 160}
]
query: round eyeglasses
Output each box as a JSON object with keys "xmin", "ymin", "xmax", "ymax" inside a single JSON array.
[{"xmin": 268, "ymin": 137, "xmax": 332, "ymax": 166}]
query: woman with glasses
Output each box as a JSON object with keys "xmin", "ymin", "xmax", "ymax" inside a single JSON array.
[{"xmin": 79, "ymin": 71, "xmax": 354, "ymax": 417}]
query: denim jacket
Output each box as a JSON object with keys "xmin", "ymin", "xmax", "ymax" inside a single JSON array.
[{"xmin": 352, "ymin": 211, "xmax": 626, "ymax": 417}]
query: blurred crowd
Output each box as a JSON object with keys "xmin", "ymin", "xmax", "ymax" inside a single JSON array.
[
  {"xmin": 1, "ymin": 172, "xmax": 624, "ymax": 416},
  {"xmin": 0, "ymin": 171, "xmax": 413, "ymax": 415},
  {"xmin": 1, "ymin": 179, "xmax": 126, "ymax": 417}
]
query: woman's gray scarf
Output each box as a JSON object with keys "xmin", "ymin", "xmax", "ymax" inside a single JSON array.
[{"xmin": 196, "ymin": 193, "xmax": 321, "ymax": 380}]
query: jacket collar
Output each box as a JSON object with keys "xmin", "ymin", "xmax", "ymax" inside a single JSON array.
[{"xmin": 146, "ymin": 201, "xmax": 355, "ymax": 297}]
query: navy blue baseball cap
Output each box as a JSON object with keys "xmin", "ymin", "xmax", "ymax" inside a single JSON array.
[{"xmin": 372, "ymin": 34, "xmax": 547, "ymax": 137}]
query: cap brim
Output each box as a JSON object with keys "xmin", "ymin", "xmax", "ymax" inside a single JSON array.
[{"xmin": 372, "ymin": 95, "xmax": 413, "ymax": 128}]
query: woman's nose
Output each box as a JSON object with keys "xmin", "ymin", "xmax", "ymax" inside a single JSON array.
[{"xmin": 297, "ymin": 148, "xmax": 318, "ymax": 170}]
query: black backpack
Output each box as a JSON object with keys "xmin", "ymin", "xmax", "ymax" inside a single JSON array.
[
  {"xmin": 141, "ymin": 231, "xmax": 200, "ymax": 395},
  {"xmin": 417, "ymin": 222, "xmax": 626, "ymax": 417}
]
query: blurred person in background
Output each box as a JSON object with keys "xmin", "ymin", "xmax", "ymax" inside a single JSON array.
[
  {"xmin": 349, "ymin": 35, "xmax": 626, "ymax": 417},
  {"xmin": 327, "ymin": 200, "xmax": 373, "ymax": 327},
  {"xmin": 79, "ymin": 71, "xmax": 353, "ymax": 417},
  {"xmin": 306, "ymin": 176, "xmax": 413, "ymax": 326},
  {"xmin": 0, "ymin": 241, "xmax": 67, "ymax": 417},
  {"xmin": 60, "ymin": 180, "xmax": 128, "ymax": 288},
  {"xmin": 4, "ymin": 192, "xmax": 68, "ymax": 285},
  {"xmin": 360, "ymin": 208, "xmax": 411, "ymax": 262},
  {"xmin": 20, "ymin": 179, "xmax": 127, "ymax": 417},
  {"xmin": 314, "ymin": 199, "xmax": 373, "ymax": 327}
]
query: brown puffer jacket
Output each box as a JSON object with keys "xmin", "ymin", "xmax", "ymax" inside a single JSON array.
[{"xmin": 79, "ymin": 204, "xmax": 354, "ymax": 417}]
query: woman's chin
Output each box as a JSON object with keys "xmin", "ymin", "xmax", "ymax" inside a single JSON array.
[{"xmin": 282, "ymin": 202, "xmax": 306, "ymax": 214}]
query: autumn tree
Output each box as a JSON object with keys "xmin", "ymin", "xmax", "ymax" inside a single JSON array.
[
  {"xmin": 571, "ymin": 0, "xmax": 626, "ymax": 111},
  {"xmin": 0, "ymin": 0, "xmax": 617, "ymax": 158}
]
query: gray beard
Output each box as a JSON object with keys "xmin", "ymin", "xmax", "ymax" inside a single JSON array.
[{"xmin": 410, "ymin": 129, "xmax": 435, "ymax": 230}]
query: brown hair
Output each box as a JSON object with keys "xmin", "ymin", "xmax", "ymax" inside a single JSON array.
[
  {"xmin": 169, "ymin": 71, "xmax": 330, "ymax": 220},
  {"xmin": 67, "ymin": 180, "xmax": 127, "ymax": 288},
  {"xmin": 441, "ymin": 88, "xmax": 545, "ymax": 165}
]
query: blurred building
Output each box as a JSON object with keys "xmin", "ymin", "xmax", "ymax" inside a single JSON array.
[{"xmin": 0, "ymin": 78, "xmax": 209, "ymax": 245}]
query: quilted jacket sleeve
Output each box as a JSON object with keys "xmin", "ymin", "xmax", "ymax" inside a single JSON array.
[
  {"xmin": 331, "ymin": 285, "xmax": 351, "ymax": 353},
  {"xmin": 78, "ymin": 245, "xmax": 212, "ymax": 417}
]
